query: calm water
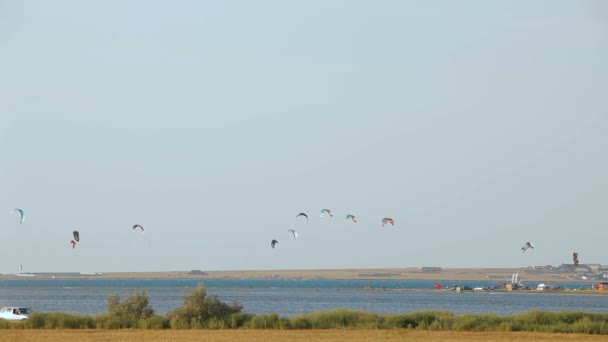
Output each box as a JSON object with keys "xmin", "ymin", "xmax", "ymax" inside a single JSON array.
[{"xmin": 0, "ymin": 278, "xmax": 605, "ymax": 316}]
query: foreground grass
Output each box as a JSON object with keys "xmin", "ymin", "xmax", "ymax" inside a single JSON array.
[
  {"xmin": 1, "ymin": 310, "xmax": 608, "ymax": 334},
  {"xmin": 0, "ymin": 330, "xmax": 607, "ymax": 342}
]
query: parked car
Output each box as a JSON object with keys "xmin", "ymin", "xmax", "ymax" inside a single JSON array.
[{"xmin": 0, "ymin": 307, "xmax": 31, "ymax": 320}]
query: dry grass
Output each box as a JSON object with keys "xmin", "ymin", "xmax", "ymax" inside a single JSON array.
[{"xmin": 0, "ymin": 330, "xmax": 606, "ymax": 342}]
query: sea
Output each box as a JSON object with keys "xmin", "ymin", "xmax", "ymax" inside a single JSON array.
[{"xmin": 0, "ymin": 278, "xmax": 606, "ymax": 316}]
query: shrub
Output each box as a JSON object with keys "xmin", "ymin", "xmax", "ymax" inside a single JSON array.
[
  {"xmin": 296, "ymin": 309, "xmax": 383, "ymax": 329},
  {"xmin": 169, "ymin": 284, "xmax": 243, "ymax": 329},
  {"xmin": 384, "ymin": 314, "xmax": 417, "ymax": 329},
  {"xmin": 246, "ymin": 313, "xmax": 288, "ymax": 329},
  {"xmin": 227, "ymin": 312, "xmax": 253, "ymax": 329},
  {"xmin": 22, "ymin": 313, "xmax": 95, "ymax": 329},
  {"xmin": 106, "ymin": 291, "xmax": 154, "ymax": 323},
  {"xmin": 405, "ymin": 311, "xmax": 454, "ymax": 330},
  {"xmin": 138, "ymin": 316, "xmax": 170, "ymax": 329},
  {"xmin": 451, "ymin": 313, "xmax": 502, "ymax": 331}
]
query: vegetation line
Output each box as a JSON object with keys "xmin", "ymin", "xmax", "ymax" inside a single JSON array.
[{"xmin": 2, "ymin": 285, "xmax": 607, "ymax": 334}]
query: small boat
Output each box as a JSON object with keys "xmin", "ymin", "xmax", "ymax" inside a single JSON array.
[{"xmin": 0, "ymin": 307, "xmax": 31, "ymax": 320}]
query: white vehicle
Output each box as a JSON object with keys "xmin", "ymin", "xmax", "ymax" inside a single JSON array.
[{"xmin": 0, "ymin": 307, "xmax": 31, "ymax": 320}]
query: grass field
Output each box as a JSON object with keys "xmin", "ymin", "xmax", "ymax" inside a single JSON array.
[{"xmin": 1, "ymin": 330, "xmax": 607, "ymax": 342}]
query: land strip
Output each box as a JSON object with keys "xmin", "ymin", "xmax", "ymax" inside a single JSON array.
[
  {"xmin": 0, "ymin": 330, "xmax": 605, "ymax": 342},
  {"xmin": 0, "ymin": 267, "xmax": 598, "ymax": 283}
]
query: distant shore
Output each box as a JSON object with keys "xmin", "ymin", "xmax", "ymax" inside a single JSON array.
[{"xmin": 0, "ymin": 267, "xmax": 598, "ymax": 283}]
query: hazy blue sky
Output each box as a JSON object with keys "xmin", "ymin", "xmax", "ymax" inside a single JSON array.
[{"xmin": 2, "ymin": 1, "xmax": 607, "ymax": 273}]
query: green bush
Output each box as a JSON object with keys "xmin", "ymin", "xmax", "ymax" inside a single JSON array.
[
  {"xmin": 405, "ymin": 311, "xmax": 454, "ymax": 330},
  {"xmin": 295, "ymin": 309, "xmax": 383, "ymax": 329},
  {"xmin": 100, "ymin": 315, "xmax": 124, "ymax": 329},
  {"xmin": 169, "ymin": 284, "xmax": 243, "ymax": 329},
  {"xmin": 23, "ymin": 313, "xmax": 45, "ymax": 329},
  {"xmin": 138, "ymin": 316, "xmax": 170, "ymax": 329},
  {"xmin": 0, "ymin": 319, "xmax": 24, "ymax": 329},
  {"xmin": 290, "ymin": 316, "xmax": 313, "ymax": 329},
  {"xmin": 246, "ymin": 313, "xmax": 289, "ymax": 329},
  {"xmin": 22, "ymin": 313, "xmax": 95, "ymax": 329},
  {"xmin": 227, "ymin": 312, "xmax": 253, "ymax": 329},
  {"xmin": 3, "ymin": 296, "xmax": 608, "ymax": 334},
  {"xmin": 106, "ymin": 291, "xmax": 154, "ymax": 322},
  {"xmin": 450, "ymin": 313, "xmax": 502, "ymax": 331}
]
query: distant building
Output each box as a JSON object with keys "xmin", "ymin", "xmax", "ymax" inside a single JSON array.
[
  {"xmin": 188, "ymin": 270, "xmax": 208, "ymax": 275},
  {"xmin": 597, "ymin": 282, "xmax": 608, "ymax": 291},
  {"xmin": 574, "ymin": 266, "xmax": 592, "ymax": 273},
  {"xmin": 529, "ymin": 265, "xmax": 556, "ymax": 271},
  {"xmin": 420, "ymin": 267, "xmax": 443, "ymax": 273},
  {"xmin": 559, "ymin": 264, "xmax": 592, "ymax": 273}
]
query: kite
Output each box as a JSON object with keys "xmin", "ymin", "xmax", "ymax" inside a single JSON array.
[
  {"xmin": 381, "ymin": 217, "xmax": 395, "ymax": 227},
  {"xmin": 296, "ymin": 213, "xmax": 308, "ymax": 223},
  {"xmin": 320, "ymin": 209, "xmax": 333, "ymax": 218},
  {"xmin": 521, "ymin": 242, "xmax": 534, "ymax": 253},
  {"xmin": 9, "ymin": 208, "xmax": 25, "ymax": 224}
]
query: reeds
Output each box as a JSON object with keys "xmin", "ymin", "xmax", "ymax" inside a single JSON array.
[{"xmin": 2, "ymin": 310, "xmax": 607, "ymax": 334}]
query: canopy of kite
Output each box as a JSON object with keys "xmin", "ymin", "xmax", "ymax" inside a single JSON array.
[
  {"xmin": 320, "ymin": 209, "xmax": 333, "ymax": 218},
  {"xmin": 71, "ymin": 240, "xmax": 77, "ymax": 249},
  {"xmin": 10, "ymin": 208, "xmax": 25, "ymax": 224},
  {"xmin": 288, "ymin": 229, "xmax": 298, "ymax": 240},
  {"xmin": 381, "ymin": 217, "xmax": 395, "ymax": 227},
  {"xmin": 132, "ymin": 224, "xmax": 144, "ymax": 232},
  {"xmin": 521, "ymin": 242, "xmax": 534, "ymax": 253},
  {"xmin": 296, "ymin": 212, "xmax": 308, "ymax": 223},
  {"xmin": 271, "ymin": 239, "xmax": 278, "ymax": 248},
  {"xmin": 345, "ymin": 214, "xmax": 357, "ymax": 223},
  {"xmin": 73, "ymin": 231, "xmax": 80, "ymax": 242}
]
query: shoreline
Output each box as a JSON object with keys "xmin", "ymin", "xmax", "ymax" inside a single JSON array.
[{"xmin": 0, "ymin": 267, "xmax": 600, "ymax": 283}]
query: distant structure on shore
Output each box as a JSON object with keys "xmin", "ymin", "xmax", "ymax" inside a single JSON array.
[
  {"xmin": 526, "ymin": 264, "xmax": 608, "ymax": 281},
  {"xmin": 188, "ymin": 270, "xmax": 208, "ymax": 276},
  {"xmin": 16, "ymin": 264, "xmax": 35, "ymax": 277}
]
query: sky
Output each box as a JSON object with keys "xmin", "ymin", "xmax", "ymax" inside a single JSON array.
[{"xmin": 1, "ymin": 1, "xmax": 607, "ymax": 273}]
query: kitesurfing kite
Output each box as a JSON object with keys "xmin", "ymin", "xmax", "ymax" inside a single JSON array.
[
  {"xmin": 433, "ymin": 283, "xmax": 443, "ymax": 290},
  {"xmin": 345, "ymin": 214, "xmax": 357, "ymax": 223},
  {"xmin": 9, "ymin": 208, "xmax": 25, "ymax": 224},
  {"xmin": 271, "ymin": 239, "xmax": 278, "ymax": 248},
  {"xmin": 521, "ymin": 242, "xmax": 534, "ymax": 253},
  {"xmin": 381, "ymin": 217, "xmax": 395, "ymax": 227},
  {"xmin": 70, "ymin": 240, "xmax": 77, "ymax": 249},
  {"xmin": 132, "ymin": 224, "xmax": 144, "ymax": 232},
  {"xmin": 296, "ymin": 213, "xmax": 308, "ymax": 223},
  {"xmin": 288, "ymin": 229, "xmax": 298, "ymax": 240},
  {"xmin": 73, "ymin": 231, "xmax": 80, "ymax": 242},
  {"xmin": 320, "ymin": 209, "xmax": 333, "ymax": 218}
]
